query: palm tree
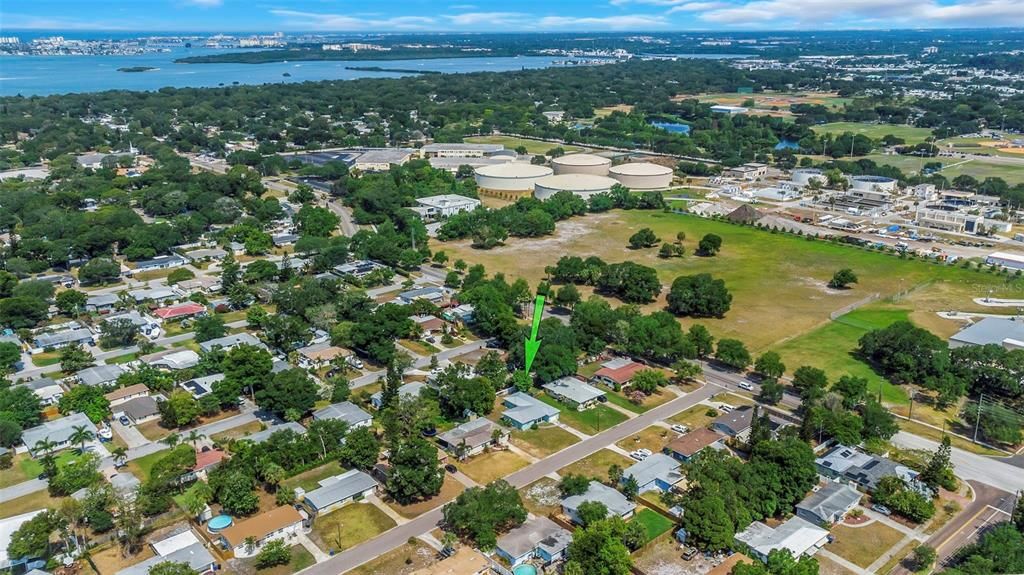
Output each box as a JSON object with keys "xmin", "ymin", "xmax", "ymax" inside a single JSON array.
[
  {"xmin": 34, "ymin": 438, "xmax": 58, "ymax": 476},
  {"xmin": 70, "ymin": 424, "xmax": 95, "ymax": 453},
  {"xmin": 184, "ymin": 430, "xmax": 206, "ymax": 450},
  {"xmin": 244, "ymin": 536, "xmax": 257, "ymax": 556},
  {"xmin": 161, "ymin": 433, "xmax": 181, "ymax": 448},
  {"xmin": 111, "ymin": 446, "xmax": 128, "ymax": 467}
]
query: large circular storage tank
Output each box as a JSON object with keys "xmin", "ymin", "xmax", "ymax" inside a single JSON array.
[
  {"xmin": 534, "ymin": 174, "xmax": 619, "ymax": 200},
  {"xmin": 474, "ymin": 163, "xmax": 553, "ymax": 192},
  {"xmin": 550, "ymin": 153, "xmax": 612, "ymax": 176},
  {"xmin": 609, "ymin": 163, "xmax": 674, "ymax": 190},
  {"xmin": 791, "ymin": 168, "xmax": 825, "ymax": 187},
  {"xmin": 851, "ymin": 175, "xmax": 897, "ymax": 193}
]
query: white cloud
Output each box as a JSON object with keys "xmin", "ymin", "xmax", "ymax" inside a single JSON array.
[
  {"xmin": 537, "ymin": 14, "xmax": 670, "ymax": 29},
  {"xmin": 667, "ymin": 1, "xmax": 729, "ymax": 12},
  {"xmin": 696, "ymin": 0, "xmax": 1024, "ymax": 27},
  {"xmin": 269, "ymin": 9, "xmax": 437, "ymax": 30}
]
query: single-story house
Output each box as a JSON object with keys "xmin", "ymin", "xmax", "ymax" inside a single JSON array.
[
  {"xmin": 22, "ymin": 412, "xmax": 97, "ymax": 456},
  {"xmin": 303, "ymin": 469, "xmax": 379, "ymax": 515},
  {"xmin": 411, "ymin": 314, "xmax": 446, "ymax": 335},
  {"xmin": 735, "ymin": 516, "xmax": 830, "ymax": 563},
  {"xmin": 561, "ymin": 481, "xmax": 637, "ymax": 525},
  {"xmin": 815, "ymin": 444, "xmax": 923, "ymax": 493},
  {"xmin": 795, "ymin": 483, "xmax": 863, "ymax": 526},
  {"xmin": 296, "ymin": 342, "xmax": 351, "ymax": 369},
  {"xmin": 591, "ymin": 357, "xmax": 647, "ymax": 389},
  {"xmin": 370, "ymin": 381, "xmax": 426, "ymax": 409},
  {"xmin": 108, "ymin": 471, "xmax": 141, "ymax": 500},
  {"xmin": 271, "ymin": 234, "xmax": 299, "ymax": 247},
  {"xmin": 180, "ymin": 374, "xmax": 223, "ymax": 399},
  {"xmin": 176, "ymin": 276, "xmax": 222, "ymax": 294},
  {"xmin": 127, "ymin": 287, "xmax": 183, "ymax": 304},
  {"xmin": 313, "ymin": 401, "xmax": 372, "ymax": 429},
  {"xmin": 115, "ymin": 541, "xmax": 215, "ymax": 575},
  {"xmin": 116, "ymin": 396, "xmax": 160, "ymax": 425},
  {"xmin": 33, "ymin": 328, "xmax": 94, "ymax": 349},
  {"xmin": 183, "ymin": 248, "xmax": 227, "ymax": 262},
  {"xmin": 711, "ymin": 406, "xmax": 791, "ymax": 442},
  {"xmin": 620, "ymin": 453, "xmax": 683, "ymax": 494},
  {"xmin": 396, "ymin": 286, "xmax": 449, "ymax": 306},
  {"xmin": 15, "ymin": 378, "xmax": 64, "ymax": 406},
  {"xmin": 133, "ymin": 254, "xmax": 187, "ymax": 272},
  {"xmin": 86, "ymin": 293, "xmax": 119, "ymax": 312},
  {"xmin": 76, "ymin": 364, "xmax": 126, "ymax": 387},
  {"xmin": 102, "ymin": 310, "xmax": 160, "ymax": 334},
  {"xmin": 219, "ymin": 505, "xmax": 306, "ymax": 558},
  {"xmin": 501, "ymin": 392, "xmax": 560, "ymax": 430},
  {"xmin": 198, "ymin": 332, "xmax": 264, "ymax": 353},
  {"xmin": 243, "ymin": 422, "xmax": 307, "ymax": 445},
  {"xmin": 664, "ymin": 428, "xmax": 725, "ymax": 462},
  {"xmin": 542, "ymin": 376, "xmax": 606, "ymax": 410},
  {"xmin": 331, "ymin": 260, "xmax": 387, "ymax": 279},
  {"xmin": 495, "ymin": 516, "xmax": 572, "ymax": 567},
  {"xmin": 182, "ymin": 448, "xmax": 228, "ymax": 482},
  {"xmin": 140, "ymin": 349, "xmax": 200, "ymax": 370},
  {"xmin": 104, "ymin": 383, "xmax": 150, "ymax": 407},
  {"xmin": 153, "ymin": 302, "xmax": 207, "ymax": 321},
  {"xmin": 436, "ymin": 418, "xmax": 507, "ymax": 459}
]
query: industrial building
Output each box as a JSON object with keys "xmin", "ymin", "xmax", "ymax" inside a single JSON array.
[
  {"xmin": 412, "ymin": 194, "xmax": 481, "ymax": 219},
  {"xmin": 550, "ymin": 153, "xmax": 612, "ymax": 176},
  {"xmin": 986, "ymin": 251, "xmax": 1024, "ymax": 270},
  {"xmin": 724, "ymin": 163, "xmax": 768, "ymax": 181},
  {"xmin": 850, "ymin": 175, "xmax": 897, "ymax": 193},
  {"xmin": 534, "ymin": 173, "xmax": 619, "ymax": 199},
  {"xmin": 474, "ymin": 163, "xmax": 553, "ymax": 192},
  {"xmin": 710, "ymin": 104, "xmax": 748, "ymax": 114},
  {"xmin": 419, "ymin": 143, "xmax": 504, "ymax": 158},
  {"xmin": 915, "ymin": 208, "xmax": 1011, "ymax": 235},
  {"xmin": 608, "ymin": 162, "xmax": 673, "ymax": 189},
  {"xmin": 791, "ymin": 168, "xmax": 825, "ymax": 187}
]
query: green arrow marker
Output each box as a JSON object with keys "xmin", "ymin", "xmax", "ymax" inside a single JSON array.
[{"xmin": 524, "ymin": 294, "xmax": 546, "ymax": 374}]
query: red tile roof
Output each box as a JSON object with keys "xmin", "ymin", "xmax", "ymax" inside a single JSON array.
[
  {"xmin": 154, "ymin": 302, "xmax": 206, "ymax": 320},
  {"xmin": 194, "ymin": 448, "xmax": 227, "ymax": 471},
  {"xmin": 593, "ymin": 361, "xmax": 647, "ymax": 385}
]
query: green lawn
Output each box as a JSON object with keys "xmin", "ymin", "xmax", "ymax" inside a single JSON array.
[
  {"xmin": 509, "ymin": 425, "xmax": 580, "ymax": 459},
  {"xmin": 282, "ymin": 460, "xmax": 346, "ymax": 492},
  {"xmin": 559, "ymin": 449, "xmax": 634, "ymax": 483},
  {"xmin": 463, "ymin": 135, "xmax": 583, "ymax": 155},
  {"xmin": 31, "ymin": 351, "xmax": 61, "ymax": 367},
  {"xmin": 537, "ymin": 394, "xmax": 628, "ymax": 435},
  {"xmin": 243, "ymin": 545, "xmax": 315, "ymax": 575},
  {"xmin": 0, "ymin": 454, "xmax": 44, "ymax": 488},
  {"xmin": 604, "ymin": 388, "xmax": 675, "ymax": 414},
  {"xmin": 811, "ymin": 122, "xmax": 935, "ymax": 144},
  {"xmin": 0, "ymin": 489, "xmax": 64, "ymax": 520},
  {"xmin": 772, "ymin": 307, "xmax": 911, "ymax": 405},
  {"xmin": 459, "ymin": 450, "xmax": 529, "ymax": 485},
  {"xmin": 632, "ymin": 508, "xmax": 675, "ymax": 543},
  {"xmin": 667, "ymin": 404, "xmax": 718, "ymax": 430},
  {"xmin": 863, "ymin": 153, "xmax": 1024, "ymax": 185},
  {"xmin": 125, "ymin": 448, "xmax": 170, "ymax": 483},
  {"xmin": 310, "ymin": 503, "xmax": 397, "ymax": 554},
  {"xmin": 827, "ymin": 522, "xmax": 905, "ymax": 569}
]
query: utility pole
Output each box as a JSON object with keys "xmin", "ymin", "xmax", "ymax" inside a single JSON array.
[{"xmin": 973, "ymin": 393, "xmax": 984, "ymax": 443}]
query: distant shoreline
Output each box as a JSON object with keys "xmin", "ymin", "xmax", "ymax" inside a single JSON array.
[
  {"xmin": 344, "ymin": 66, "xmax": 442, "ymax": 75},
  {"xmin": 117, "ymin": 66, "xmax": 157, "ymax": 73},
  {"xmin": 174, "ymin": 48, "xmax": 521, "ymax": 64}
]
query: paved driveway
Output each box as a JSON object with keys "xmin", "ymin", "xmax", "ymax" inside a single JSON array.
[{"xmin": 112, "ymin": 419, "xmax": 149, "ymax": 449}]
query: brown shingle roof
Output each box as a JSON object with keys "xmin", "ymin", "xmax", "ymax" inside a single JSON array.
[
  {"xmin": 220, "ymin": 506, "xmax": 303, "ymax": 548},
  {"xmin": 666, "ymin": 428, "xmax": 724, "ymax": 458},
  {"xmin": 104, "ymin": 383, "xmax": 149, "ymax": 402}
]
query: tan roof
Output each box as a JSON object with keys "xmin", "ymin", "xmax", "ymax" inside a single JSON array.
[
  {"xmin": 104, "ymin": 383, "xmax": 150, "ymax": 402},
  {"xmin": 411, "ymin": 547, "xmax": 489, "ymax": 575},
  {"xmin": 220, "ymin": 506, "xmax": 303, "ymax": 548},
  {"xmin": 299, "ymin": 345, "xmax": 350, "ymax": 362},
  {"xmin": 666, "ymin": 428, "xmax": 724, "ymax": 457}
]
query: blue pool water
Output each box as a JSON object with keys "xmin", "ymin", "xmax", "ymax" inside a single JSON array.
[
  {"xmin": 207, "ymin": 515, "xmax": 233, "ymax": 532},
  {"xmin": 649, "ymin": 121, "xmax": 691, "ymax": 135},
  {"xmin": 775, "ymin": 139, "xmax": 800, "ymax": 150},
  {"xmin": 513, "ymin": 565, "xmax": 538, "ymax": 575}
]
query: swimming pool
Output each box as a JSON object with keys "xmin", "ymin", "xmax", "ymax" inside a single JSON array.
[
  {"xmin": 207, "ymin": 515, "xmax": 233, "ymax": 533},
  {"xmin": 512, "ymin": 565, "xmax": 538, "ymax": 575}
]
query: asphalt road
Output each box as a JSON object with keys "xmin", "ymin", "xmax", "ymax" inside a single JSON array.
[
  {"xmin": 349, "ymin": 340, "xmax": 487, "ymax": 389},
  {"xmin": 923, "ymin": 480, "xmax": 1016, "ymax": 570},
  {"xmin": 891, "ymin": 432, "xmax": 1023, "ymax": 493},
  {"xmin": 298, "ymin": 382, "xmax": 718, "ymax": 575}
]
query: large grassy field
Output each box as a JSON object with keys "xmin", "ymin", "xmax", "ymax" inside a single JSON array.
[
  {"xmin": 462, "ymin": 135, "xmax": 582, "ymax": 155},
  {"xmin": 440, "ymin": 210, "xmax": 1024, "ymax": 352},
  {"xmin": 811, "ymin": 122, "xmax": 935, "ymax": 144},
  {"xmin": 863, "ymin": 153, "xmax": 1024, "ymax": 185}
]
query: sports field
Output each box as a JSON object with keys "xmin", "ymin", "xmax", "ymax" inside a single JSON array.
[
  {"xmin": 695, "ymin": 91, "xmax": 853, "ymax": 112},
  {"xmin": 440, "ymin": 209, "xmax": 1024, "ymax": 352},
  {"xmin": 864, "ymin": 153, "xmax": 1024, "ymax": 185},
  {"xmin": 462, "ymin": 135, "xmax": 582, "ymax": 155},
  {"xmin": 811, "ymin": 122, "xmax": 934, "ymax": 144}
]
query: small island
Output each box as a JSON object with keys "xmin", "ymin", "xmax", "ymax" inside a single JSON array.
[
  {"xmin": 345, "ymin": 66, "xmax": 442, "ymax": 75},
  {"xmin": 117, "ymin": 66, "xmax": 157, "ymax": 73}
]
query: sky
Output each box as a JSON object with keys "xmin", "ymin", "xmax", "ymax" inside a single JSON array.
[{"xmin": 2, "ymin": 0, "xmax": 1023, "ymax": 32}]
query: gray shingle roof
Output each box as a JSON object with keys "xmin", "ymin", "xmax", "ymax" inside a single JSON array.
[
  {"xmin": 34, "ymin": 328, "xmax": 93, "ymax": 348},
  {"xmin": 303, "ymin": 469, "xmax": 378, "ymax": 511},
  {"xmin": 796, "ymin": 483, "xmax": 862, "ymax": 522},
  {"xmin": 437, "ymin": 418, "xmax": 501, "ymax": 450},
  {"xmin": 76, "ymin": 364, "xmax": 125, "ymax": 386},
  {"xmin": 243, "ymin": 422, "xmax": 307, "ymax": 444},
  {"xmin": 497, "ymin": 516, "xmax": 571, "ymax": 559},
  {"xmin": 502, "ymin": 392, "xmax": 560, "ymax": 426},
  {"xmin": 120, "ymin": 396, "xmax": 159, "ymax": 421},
  {"xmin": 561, "ymin": 481, "xmax": 636, "ymax": 519},
  {"xmin": 313, "ymin": 401, "xmax": 371, "ymax": 427},
  {"xmin": 114, "ymin": 542, "xmax": 214, "ymax": 575},
  {"xmin": 198, "ymin": 332, "xmax": 263, "ymax": 352},
  {"xmin": 542, "ymin": 376, "xmax": 605, "ymax": 405},
  {"xmin": 22, "ymin": 412, "xmax": 97, "ymax": 450},
  {"xmin": 621, "ymin": 453, "xmax": 682, "ymax": 489}
]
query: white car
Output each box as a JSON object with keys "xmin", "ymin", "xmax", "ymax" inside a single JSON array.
[
  {"xmin": 637, "ymin": 448, "xmax": 652, "ymax": 457},
  {"xmin": 719, "ymin": 405, "xmax": 733, "ymax": 413},
  {"xmin": 346, "ymin": 356, "xmax": 364, "ymax": 369},
  {"xmin": 670, "ymin": 424, "xmax": 689, "ymax": 434},
  {"xmin": 738, "ymin": 381, "xmax": 754, "ymax": 391},
  {"xmin": 629, "ymin": 450, "xmax": 646, "ymax": 461}
]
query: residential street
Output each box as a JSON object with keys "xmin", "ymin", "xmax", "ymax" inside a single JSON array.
[
  {"xmin": 891, "ymin": 431, "xmax": 1023, "ymax": 493},
  {"xmin": 298, "ymin": 382, "xmax": 718, "ymax": 575},
  {"xmin": 349, "ymin": 340, "xmax": 487, "ymax": 389}
]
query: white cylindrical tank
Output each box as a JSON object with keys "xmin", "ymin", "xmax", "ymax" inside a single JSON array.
[
  {"xmin": 534, "ymin": 174, "xmax": 619, "ymax": 200},
  {"xmin": 474, "ymin": 163, "xmax": 553, "ymax": 192},
  {"xmin": 609, "ymin": 162, "xmax": 674, "ymax": 190},
  {"xmin": 791, "ymin": 168, "xmax": 825, "ymax": 187},
  {"xmin": 550, "ymin": 153, "xmax": 612, "ymax": 176},
  {"xmin": 851, "ymin": 175, "xmax": 897, "ymax": 193}
]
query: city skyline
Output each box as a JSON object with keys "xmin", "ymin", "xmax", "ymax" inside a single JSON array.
[{"xmin": 2, "ymin": 0, "xmax": 1023, "ymax": 32}]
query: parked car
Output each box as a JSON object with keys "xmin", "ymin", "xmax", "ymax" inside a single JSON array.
[
  {"xmin": 738, "ymin": 381, "xmax": 754, "ymax": 391},
  {"xmin": 346, "ymin": 356, "xmax": 364, "ymax": 369},
  {"xmin": 637, "ymin": 448, "xmax": 653, "ymax": 457},
  {"xmin": 682, "ymin": 547, "xmax": 699, "ymax": 561},
  {"xmin": 629, "ymin": 450, "xmax": 646, "ymax": 461},
  {"xmin": 444, "ymin": 464, "xmax": 458, "ymax": 474},
  {"xmin": 719, "ymin": 405, "xmax": 733, "ymax": 413},
  {"xmin": 118, "ymin": 415, "xmax": 131, "ymax": 426},
  {"xmin": 872, "ymin": 504, "xmax": 892, "ymax": 516},
  {"xmin": 670, "ymin": 424, "xmax": 689, "ymax": 434}
]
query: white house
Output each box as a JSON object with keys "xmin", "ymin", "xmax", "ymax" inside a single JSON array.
[
  {"xmin": 219, "ymin": 506, "xmax": 306, "ymax": 558},
  {"xmin": 413, "ymin": 194, "xmax": 481, "ymax": 219},
  {"xmin": 303, "ymin": 469, "xmax": 379, "ymax": 516}
]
